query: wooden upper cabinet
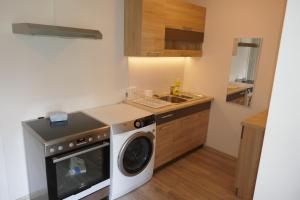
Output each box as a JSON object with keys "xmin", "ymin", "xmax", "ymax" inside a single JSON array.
[
  {"xmin": 165, "ymin": 0, "xmax": 206, "ymax": 32},
  {"xmin": 124, "ymin": 0, "xmax": 206, "ymax": 57},
  {"xmin": 124, "ymin": 0, "xmax": 165, "ymax": 56},
  {"xmin": 163, "ymin": 0, "xmax": 205, "ymax": 56},
  {"xmin": 141, "ymin": 0, "xmax": 165, "ymax": 56}
]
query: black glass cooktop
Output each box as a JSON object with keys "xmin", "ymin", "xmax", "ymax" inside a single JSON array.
[{"xmin": 25, "ymin": 112, "xmax": 108, "ymax": 142}]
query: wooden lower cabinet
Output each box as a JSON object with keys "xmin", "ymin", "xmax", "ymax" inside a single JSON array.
[
  {"xmin": 226, "ymin": 90, "xmax": 247, "ymax": 106},
  {"xmin": 173, "ymin": 110, "xmax": 209, "ymax": 156},
  {"xmin": 154, "ymin": 120, "xmax": 178, "ymax": 168},
  {"xmin": 155, "ymin": 109, "xmax": 210, "ymax": 169},
  {"xmin": 235, "ymin": 111, "xmax": 267, "ymax": 200},
  {"xmin": 230, "ymin": 95, "xmax": 246, "ymax": 105}
]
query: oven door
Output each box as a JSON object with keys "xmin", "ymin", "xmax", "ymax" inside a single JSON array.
[{"xmin": 45, "ymin": 141, "xmax": 110, "ymax": 200}]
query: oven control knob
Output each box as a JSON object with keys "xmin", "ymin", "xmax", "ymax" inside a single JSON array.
[
  {"xmin": 50, "ymin": 148, "xmax": 55, "ymax": 153},
  {"xmin": 88, "ymin": 137, "xmax": 93, "ymax": 142},
  {"xmin": 69, "ymin": 143, "xmax": 74, "ymax": 148},
  {"xmin": 58, "ymin": 146, "xmax": 63, "ymax": 151},
  {"xmin": 134, "ymin": 120, "xmax": 143, "ymax": 128}
]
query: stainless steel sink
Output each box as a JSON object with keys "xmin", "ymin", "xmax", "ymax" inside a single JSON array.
[
  {"xmin": 159, "ymin": 95, "xmax": 187, "ymax": 103},
  {"xmin": 175, "ymin": 94, "xmax": 193, "ymax": 99}
]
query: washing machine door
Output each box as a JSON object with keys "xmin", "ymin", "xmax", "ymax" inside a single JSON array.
[{"xmin": 118, "ymin": 132, "xmax": 154, "ymax": 176}]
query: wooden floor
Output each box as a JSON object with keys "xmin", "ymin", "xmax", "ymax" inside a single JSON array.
[{"xmin": 118, "ymin": 147, "xmax": 239, "ymax": 200}]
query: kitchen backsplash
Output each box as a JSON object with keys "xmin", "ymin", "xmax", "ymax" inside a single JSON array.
[{"xmin": 128, "ymin": 57, "xmax": 186, "ymax": 93}]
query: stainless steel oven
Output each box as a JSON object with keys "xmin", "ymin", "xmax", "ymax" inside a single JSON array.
[{"xmin": 23, "ymin": 112, "xmax": 110, "ymax": 200}]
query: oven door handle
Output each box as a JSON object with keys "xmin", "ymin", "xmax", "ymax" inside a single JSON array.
[{"xmin": 52, "ymin": 142, "xmax": 110, "ymax": 164}]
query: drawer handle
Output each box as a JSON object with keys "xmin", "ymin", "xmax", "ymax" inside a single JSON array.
[
  {"xmin": 147, "ymin": 52, "xmax": 160, "ymax": 56},
  {"xmin": 182, "ymin": 26, "xmax": 192, "ymax": 31},
  {"xmin": 160, "ymin": 114, "xmax": 174, "ymax": 119}
]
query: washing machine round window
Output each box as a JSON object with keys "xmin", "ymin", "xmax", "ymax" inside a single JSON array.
[{"xmin": 118, "ymin": 132, "xmax": 154, "ymax": 176}]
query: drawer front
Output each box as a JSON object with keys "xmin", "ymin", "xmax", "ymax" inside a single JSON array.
[
  {"xmin": 156, "ymin": 111, "xmax": 177, "ymax": 125},
  {"xmin": 175, "ymin": 101, "xmax": 211, "ymax": 119},
  {"xmin": 155, "ymin": 101, "xmax": 211, "ymax": 125},
  {"xmin": 226, "ymin": 91, "xmax": 246, "ymax": 101}
]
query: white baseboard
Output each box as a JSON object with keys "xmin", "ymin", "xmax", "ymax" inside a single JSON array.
[{"xmin": 16, "ymin": 195, "xmax": 29, "ymax": 200}]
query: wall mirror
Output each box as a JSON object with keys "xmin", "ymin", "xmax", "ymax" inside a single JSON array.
[{"xmin": 226, "ymin": 38, "xmax": 262, "ymax": 107}]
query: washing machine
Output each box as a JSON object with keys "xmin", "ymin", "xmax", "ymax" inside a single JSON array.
[{"xmin": 84, "ymin": 103, "xmax": 156, "ymax": 200}]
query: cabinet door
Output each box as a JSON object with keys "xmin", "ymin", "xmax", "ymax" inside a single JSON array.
[
  {"xmin": 235, "ymin": 126, "xmax": 265, "ymax": 200},
  {"xmin": 154, "ymin": 120, "xmax": 177, "ymax": 168},
  {"xmin": 124, "ymin": 0, "xmax": 165, "ymax": 56},
  {"xmin": 141, "ymin": 0, "xmax": 165, "ymax": 56},
  {"xmin": 165, "ymin": 0, "xmax": 206, "ymax": 32},
  {"xmin": 173, "ymin": 110, "xmax": 209, "ymax": 157},
  {"xmin": 173, "ymin": 114, "xmax": 196, "ymax": 157},
  {"xmin": 124, "ymin": 0, "xmax": 143, "ymax": 56},
  {"xmin": 162, "ymin": 49, "xmax": 203, "ymax": 57},
  {"xmin": 192, "ymin": 109, "xmax": 209, "ymax": 147}
]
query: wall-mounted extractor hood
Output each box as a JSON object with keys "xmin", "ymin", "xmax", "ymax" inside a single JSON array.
[{"xmin": 12, "ymin": 23, "xmax": 102, "ymax": 39}]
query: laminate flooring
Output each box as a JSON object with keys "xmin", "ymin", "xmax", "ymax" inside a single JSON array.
[{"xmin": 118, "ymin": 147, "xmax": 239, "ymax": 200}]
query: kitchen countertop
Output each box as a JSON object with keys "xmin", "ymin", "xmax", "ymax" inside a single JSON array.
[
  {"xmin": 126, "ymin": 95, "xmax": 214, "ymax": 115},
  {"xmin": 227, "ymin": 86, "xmax": 252, "ymax": 95},
  {"xmin": 241, "ymin": 110, "xmax": 268, "ymax": 131}
]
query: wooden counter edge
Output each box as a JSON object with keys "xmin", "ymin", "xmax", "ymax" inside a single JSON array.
[
  {"xmin": 241, "ymin": 110, "xmax": 268, "ymax": 131},
  {"xmin": 227, "ymin": 87, "xmax": 248, "ymax": 96}
]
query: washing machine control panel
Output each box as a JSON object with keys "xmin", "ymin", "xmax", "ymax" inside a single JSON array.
[
  {"xmin": 134, "ymin": 115, "xmax": 155, "ymax": 128},
  {"xmin": 45, "ymin": 129, "xmax": 110, "ymax": 157},
  {"xmin": 134, "ymin": 120, "xmax": 143, "ymax": 128},
  {"xmin": 113, "ymin": 115, "xmax": 156, "ymax": 134}
]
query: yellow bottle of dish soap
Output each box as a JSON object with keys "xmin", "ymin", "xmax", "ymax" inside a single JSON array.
[{"xmin": 173, "ymin": 80, "xmax": 181, "ymax": 95}]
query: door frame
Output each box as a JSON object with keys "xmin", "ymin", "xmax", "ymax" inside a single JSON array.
[{"xmin": 0, "ymin": 135, "xmax": 9, "ymax": 200}]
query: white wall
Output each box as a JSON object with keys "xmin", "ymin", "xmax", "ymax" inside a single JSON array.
[
  {"xmin": 254, "ymin": 1, "xmax": 300, "ymax": 199},
  {"xmin": 183, "ymin": 0, "xmax": 286, "ymax": 157},
  {"xmin": 0, "ymin": 0, "xmax": 127, "ymax": 199},
  {"xmin": 0, "ymin": 136, "xmax": 9, "ymax": 200}
]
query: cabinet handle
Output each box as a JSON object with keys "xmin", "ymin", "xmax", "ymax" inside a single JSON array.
[
  {"xmin": 52, "ymin": 142, "xmax": 109, "ymax": 163},
  {"xmin": 241, "ymin": 127, "xmax": 244, "ymax": 139},
  {"xmin": 160, "ymin": 113, "xmax": 174, "ymax": 119},
  {"xmin": 235, "ymin": 188, "xmax": 239, "ymax": 195},
  {"xmin": 182, "ymin": 26, "xmax": 192, "ymax": 31},
  {"xmin": 147, "ymin": 52, "xmax": 161, "ymax": 56}
]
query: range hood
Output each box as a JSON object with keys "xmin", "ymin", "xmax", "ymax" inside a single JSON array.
[{"xmin": 12, "ymin": 23, "xmax": 102, "ymax": 39}]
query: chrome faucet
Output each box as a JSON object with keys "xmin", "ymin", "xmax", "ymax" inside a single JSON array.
[{"xmin": 170, "ymin": 86, "xmax": 175, "ymax": 95}]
